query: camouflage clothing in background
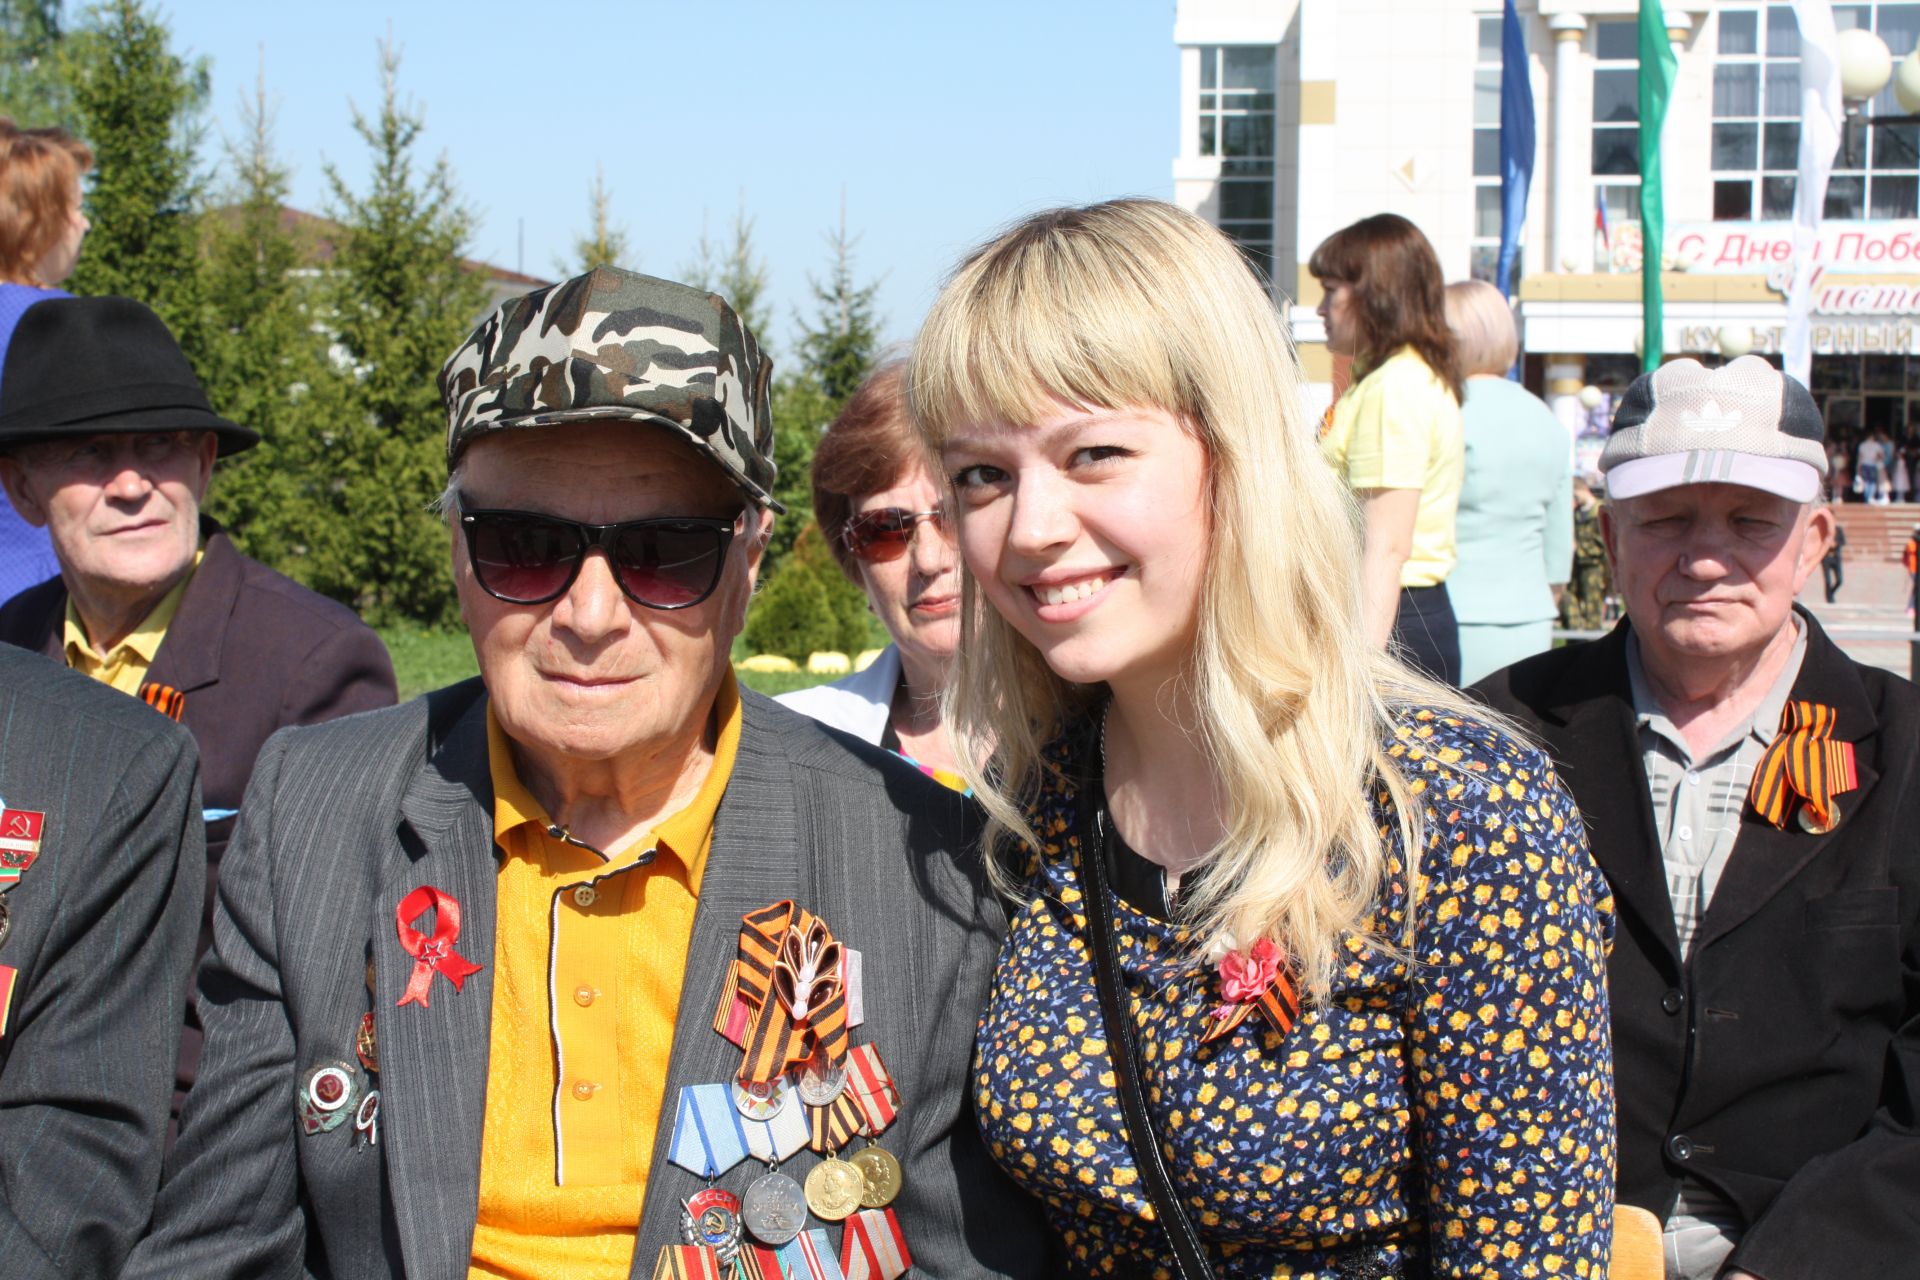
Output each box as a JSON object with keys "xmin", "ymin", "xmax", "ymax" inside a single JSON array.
[
  {"xmin": 439, "ymin": 265, "xmax": 782, "ymax": 509},
  {"xmin": 1559, "ymin": 498, "xmax": 1613, "ymax": 632}
]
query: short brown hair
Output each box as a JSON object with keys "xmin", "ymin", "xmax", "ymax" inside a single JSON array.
[
  {"xmin": 1308, "ymin": 213, "xmax": 1463, "ymax": 402},
  {"xmin": 0, "ymin": 119, "xmax": 93, "ymax": 284},
  {"xmin": 1443, "ymin": 279, "xmax": 1519, "ymax": 377},
  {"xmin": 810, "ymin": 361, "xmax": 917, "ymax": 581}
]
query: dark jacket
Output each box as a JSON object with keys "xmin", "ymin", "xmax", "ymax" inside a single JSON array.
[
  {"xmin": 0, "ymin": 519, "xmax": 396, "ymax": 1105},
  {"xmin": 123, "ymin": 683, "xmax": 1048, "ymax": 1280},
  {"xmin": 0, "ymin": 645, "xmax": 204, "ymax": 1280},
  {"xmin": 1474, "ymin": 611, "xmax": 1920, "ymax": 1280}
]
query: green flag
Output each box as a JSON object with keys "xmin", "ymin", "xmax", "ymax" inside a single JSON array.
[{"xmin": 1638, "ymin": 2, "xmax": 1677, "ymax": 372}]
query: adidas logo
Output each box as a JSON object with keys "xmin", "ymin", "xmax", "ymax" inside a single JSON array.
[{"xmin": 1682, "ymin": 399, "xmax": 1742, "ymax": 433}]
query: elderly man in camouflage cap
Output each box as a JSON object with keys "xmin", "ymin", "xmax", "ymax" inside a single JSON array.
[{"xmin": 128, "ymin": 268, "xmax": 1047, "ymax": 1280}]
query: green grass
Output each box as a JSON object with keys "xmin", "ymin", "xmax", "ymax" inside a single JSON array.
[
  {"xmin": 378, "ymin": 625, "xmax": 480, "ymax": 701},
  {"xmin": 377, "ymin": 624, "xmax": 843, "ymax": 702}
]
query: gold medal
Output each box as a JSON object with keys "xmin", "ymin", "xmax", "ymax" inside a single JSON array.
[
  {"xmin": 850, "ymin": 1143, "xmax": 903, "ymax": 1208},
  {"xmin": 802, "ymin": 1155, "xmax": 864, "ymax": 1221}
]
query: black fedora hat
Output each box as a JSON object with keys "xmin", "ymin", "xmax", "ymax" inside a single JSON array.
[{"xmin": 0, "ymin": 295, "xmax": 259, "ymax": 456}]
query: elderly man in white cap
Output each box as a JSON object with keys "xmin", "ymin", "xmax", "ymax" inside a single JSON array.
[{"xmin": 1477, "ymin": 355, "xmax": 1920, "ymax": 1280}]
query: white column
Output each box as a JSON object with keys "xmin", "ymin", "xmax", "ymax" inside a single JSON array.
[
  {"xmin": 1550, "ymin": 14, "xmax": 1589, "ymax": 273},
  {"xmin": 1545, "ymin": 356, "xmax": 1589, "ymax": 456}
]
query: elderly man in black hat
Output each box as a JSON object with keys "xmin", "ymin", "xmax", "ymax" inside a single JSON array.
[
  {"xmin": 0, "ymin": 295, "xmax": 396, "ymax": 1121},
  {"xmin": 1477, "ymin": 355, "xmax": 1920, "ymax": 1280}
]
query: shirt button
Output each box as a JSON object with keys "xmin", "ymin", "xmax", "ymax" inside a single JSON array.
[
  {"xmin": 1667, "ymin": 1133, "xmax": 1693, "ymax": 1162},
  {"xmin": 1661, "ymin": 988, "xmax": 1685, "ymax": 1015},
  {"xmin": 572, "ymin": 1080, "xmax": 599, "ymax": 1101},
  {"xmin": 1685, "ymin": 772, "xmax": 1700, "ymax": 786},
  {"xmin": 574, "ymin": 986, "xmax": 598, "ymax": 1007},
  {"xmin": 1677, "ymin": 825, "xmax": 1693, "ymax": 842},
  {"xmin": 572, "ymin": 885, "xmax": 598, "ymax": 908}
]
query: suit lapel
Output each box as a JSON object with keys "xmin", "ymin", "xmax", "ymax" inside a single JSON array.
[
  {"xmin": 376, "ymin": 692, "xmax": 499, "ymax": 1280},
  {"xmin": 1697, "ymin": 615, "xmax": 1882, "ymax": 951},
  {"xmin": 630, "ymin": 694, "xmax": 804, "ymax": 1275},
  {"xmin": 1543, "ymin": 627, "xmax": 1683, "ymax": 965},
  {"xmin": 145, "ymin": 521, "xmax": 242, "ymax": 697}
]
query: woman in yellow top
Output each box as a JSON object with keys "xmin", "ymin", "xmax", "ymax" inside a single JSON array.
[{"xmin": 1311, "ymin": 213, "xmax": 1465, "ymax": 684}]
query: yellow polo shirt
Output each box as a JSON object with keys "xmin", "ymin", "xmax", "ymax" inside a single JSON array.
[
  {"xmin": 61, "ymin": 547, "xmax": 204, "ymax": 695},
  {"xmin": 467, "ymin": 672, "xmax": 741, "ymax": 1280},
  {"xmin": 1320, "ymin": 347, "xmax": 1465, "ymax": 588}
]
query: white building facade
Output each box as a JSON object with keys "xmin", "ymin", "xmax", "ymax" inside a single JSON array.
[{"xmin": 1174, "ymin": 0, "xmax": 1920, "ymax": 457}]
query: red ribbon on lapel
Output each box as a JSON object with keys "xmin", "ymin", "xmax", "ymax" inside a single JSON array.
[
  {"xmin": 138, "ymin": 681, "xmax": 185, "ymax": 721},
  {"xmin": 1747, "ymin": 700, "xmax": 1858, "ymax": 831},
  {"xmin": 394, "ymin": 886, "xmax": 483, "ymax": 1008},
  {"xmin": 729, "ymin": 900, "xmax": 849, "ymax": 1084}
]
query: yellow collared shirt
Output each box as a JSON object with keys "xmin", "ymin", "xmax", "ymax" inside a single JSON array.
[
  {"xmin": 62, "ymin": 546, "xmax": 204, "ymax": 696},
  {"xmin": 468, "ymin": 672, "xmax": 742, "ymax": 1280}
]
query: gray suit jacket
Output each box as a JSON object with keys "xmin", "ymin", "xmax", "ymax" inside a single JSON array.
[
  {"xmin": 0, "ymin": 645, "xmax": 204, "ymax": 1279},
  {"xmin": 127, "ymin": 678, "xmax": 1048, "ymax": 1279}
]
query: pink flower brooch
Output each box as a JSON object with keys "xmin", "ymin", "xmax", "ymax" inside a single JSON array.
[{"xmin": 1200, "ymin": 936, "xmax": 1301, "ymax": 1044}]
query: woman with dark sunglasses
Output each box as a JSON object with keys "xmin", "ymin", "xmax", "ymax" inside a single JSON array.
[
  {"xmin": 906, "ymin": 199, "xmax": 1615, "ymax": 1277},
  {"xmin": 777, "ymin": 362, "xmax": 970, "ymax": 792}
]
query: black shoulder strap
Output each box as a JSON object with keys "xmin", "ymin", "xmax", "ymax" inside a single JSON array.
[{"xmin": 1077, "ymin": 751, "xmax": 1217, "ymax": 1280}]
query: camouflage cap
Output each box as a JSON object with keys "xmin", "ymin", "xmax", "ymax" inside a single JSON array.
[{"xmin": 439, "ymin": 266, "xmax": 782, "ymax": 511}]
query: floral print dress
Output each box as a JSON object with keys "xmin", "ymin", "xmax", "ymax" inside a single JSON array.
[{"xmin": 973, "ymin": 708, "xmax": 1617, "ymax": 1278}]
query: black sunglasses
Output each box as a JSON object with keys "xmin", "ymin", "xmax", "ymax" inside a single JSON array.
[
  {"xmin": 457, "ymin": 495, "xmax": 747, "ymax": 610},
  {"xmin": 840, "ymin": 507, "xmax": 947, "ymax": 563}
]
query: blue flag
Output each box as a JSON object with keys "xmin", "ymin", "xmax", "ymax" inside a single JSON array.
[{"xmin": 1497, "ymin": 0, "xmax": 1535, "ymax": 301}]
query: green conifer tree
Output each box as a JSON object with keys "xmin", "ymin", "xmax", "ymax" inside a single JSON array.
[
  {"xmin": 796, "ymin": 194, "xmax": 883, "ymax": 404},
  {"xmin": 313, "ymin": 37, "xmax": 485, "ymax": 626},
  {"xmin": 0, "ymin": 0, "xmax": 74, "ymax": 127},
  {"xmin": 565, "ymin": 163, "xmax": 629, "ymax": 274},
  {"xmin": 62, "ymin": 0, "xmax": 209, "ymax": 361}
]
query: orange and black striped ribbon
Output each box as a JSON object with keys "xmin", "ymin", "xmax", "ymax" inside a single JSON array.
[
  {"xmin": 649, "ymin": 1244, "xmax": 723, "ymax": 1280},
  {"xmin": 732, "ymin": 901, "xmax": 851, "ymax": 1085},
  {"xmin": 807, "ymin": 1092, "xmax": 864, "ymax": 1153},
  {"xmin": 139, "ymin": 682, "xmax": 185, "ymax": 721},
  {"xmin": 1200, "ymin": 971, "xmax": 1301, "ymax": 1044},
  {"xmin": 1747, "ymin": 700, "xmax": 1858, "ymax": 831}
]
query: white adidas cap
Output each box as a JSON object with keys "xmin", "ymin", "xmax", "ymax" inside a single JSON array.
[{"xmin": 1600, "ymin": 355, "xmax": 1828, "ymax": 503}]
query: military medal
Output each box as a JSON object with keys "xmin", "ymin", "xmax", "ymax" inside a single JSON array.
[
  {"xmin": 839, "ymin": 1207, "xmax": 912, "ymax": 1280},
  {"xmin": 850, "ymin": 1144, "xmax": 902, "ymax": 1209},
  {"xmin": 0, "ymin": 802, "xmax": 46, "ymax": 951},
  {"xmin": 668, "ymin": 1084, "xmax": 752, "ymax": 1178},
  {"xmin": 797, "ymin": 1046, "xmax": 847, "ymax": 1106},
  {"xmin": 1799, "ymin": 801, "xmax": 1840, "ymax": 834},
  {"xmin": 297, "ymin": 1060, "xmax": 364, "ymax": 1136},
  {"xmin": 845, "ymin": 1044, "xmax": 899, "ymax": 1134},
  {"xmin": 354, "ymin": 1090, "xmax": 381, "ymax": 1146},
  {"xmin": 742, "ymin": 1168, "xmax": 809, "ymax": 1246},
  {"xmin": 732, "ymin": 1074, "xmax": 790, "ymax": 1121},
  {"xmin": 0, "ymin": 965, "xmax": 16, "ymax": 1037},
  {"xmin": 680, "ymin": 1187, "xmax": 744, "ymax": 1267},
  {"xmin": 743, "ymin": 1087, "xmax": 811, "ymax": 1164},
  {"xmin": 803, "ymin": 1155, "xmax": 864, "ymax": 1222},
  {"xmin": 807, "ymin": 1091, "xmax": 863, "ymax": 1153}
]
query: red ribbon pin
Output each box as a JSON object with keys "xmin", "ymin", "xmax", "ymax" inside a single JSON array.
[{"xmin": 394, "ymin": 886, "xmax": 482, "ymax": 1008}]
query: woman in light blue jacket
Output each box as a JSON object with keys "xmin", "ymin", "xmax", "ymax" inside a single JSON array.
[{"xmin": 1443, "ymin": 281, "xmax": 1572, "ymax": 685}]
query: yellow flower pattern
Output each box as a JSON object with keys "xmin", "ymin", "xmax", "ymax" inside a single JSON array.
[{"xmin": 973, "ymin": 709, "xmax": 1617, "ymax": 1278}]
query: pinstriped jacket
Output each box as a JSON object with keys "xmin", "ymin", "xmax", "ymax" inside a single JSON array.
[
  {"xmin": 0, "ymin": 645, "xmax": 204, "ymax": 1280},
  {"xmin": 124, "ymin": 678, "xmax": 1047, "ymax": 1280}
]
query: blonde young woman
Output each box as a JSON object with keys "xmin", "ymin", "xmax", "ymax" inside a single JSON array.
[{"xmin": 908, "ymin": 200, "xmax": 1615, "ymax": 1277}]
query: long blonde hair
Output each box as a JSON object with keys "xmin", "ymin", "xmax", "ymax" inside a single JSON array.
[{"xmin": 907, "ymin": 199, "xmax": 1486, "ymax": 1000}]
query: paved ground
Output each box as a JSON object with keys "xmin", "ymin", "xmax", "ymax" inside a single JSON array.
[{"xmin": 1801, "ymin": 553, "xmax": 1918, "ymax": 680}]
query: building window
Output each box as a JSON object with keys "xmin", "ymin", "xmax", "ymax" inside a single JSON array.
[
  {"xmin": 1713, "ymin": 3, "xmax": 1920, "ymax": 222},
  {"xmin": 1471, "ymin": 15, "xmax": 1504, "ymax": 283},
  {"xmin": 1198, "ymin": 44, "xmax": 1276, "ymax": 279},
  {"xmin": 1592, "ymin": 19, "xmax": 1640, "ymax": 180}
]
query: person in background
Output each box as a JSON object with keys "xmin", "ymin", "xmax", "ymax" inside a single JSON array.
[
  {"xmin": 1560, "ymin": 473, "xmax": 1614, "ymax": 633},
  {"xmin": 1310, "ymin": 213, "xmax": 1465, "ymax": 684},
  {"xmin": 0, "ymin": 296, "xmax": 396, "ymax": 1127},
  {"xmin": 1822, "ymin": 521, "xmax": 1847, "ymax": 603},
  {"xmin": 778, "ymin": 361, "xmax": 969, "ymax": 791},
  {"xmin": 1891, "ymin": 442, "xmax": 1910, "ymax": 503},
  {"xmin": 1826, "ymin": 440, "xmax": 1850, "ymax": 504},
  {"xmin": 1855, "ymin": 430, "xmax": 1886, "ymax": 504},
  {"xmin": 911, "ymin": 198, "xmax": 1614, "ymax": 1276},
  {"xmin": 1906, "ymin": 524, "xmax": 1918, "ymax": 615},
  {"xmin": 0, "ymin": 120, "xmax": 89, "ymax": 603},
  {"xmin": 0, "ymin": 644, "xmax": 204, "ymax": 1280},
  {"xmin": 1442, "ymin": 280, "xmax": 1571, "ymax": 685},
  {"xmin": 1477, "ymin": 356, "xmax": 1920, "ymax": 1280}
]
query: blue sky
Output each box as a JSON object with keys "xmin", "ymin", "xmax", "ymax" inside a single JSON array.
[{"xmin": 168, "ymin": 1, "xmax": 1177, "ymax": 356}]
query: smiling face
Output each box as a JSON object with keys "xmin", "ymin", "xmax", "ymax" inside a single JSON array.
[
  {"xmin": 0, "ymin": 429, "xmax": 215, "ymax": 599},
  {"xmin": 455, "ymin": 420, "xmax": 764, "ymax": 767},
  {"xmin": 940, "ymin": 400, "xmax": 1211, "ymax": 699},
  {"xmin": 1603, "ymin": 482, "xmax": 1832, "ymax": 673},
  {"xmin": 848, "ymin": 462, "xmax": 962, "ymax": 680}
]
